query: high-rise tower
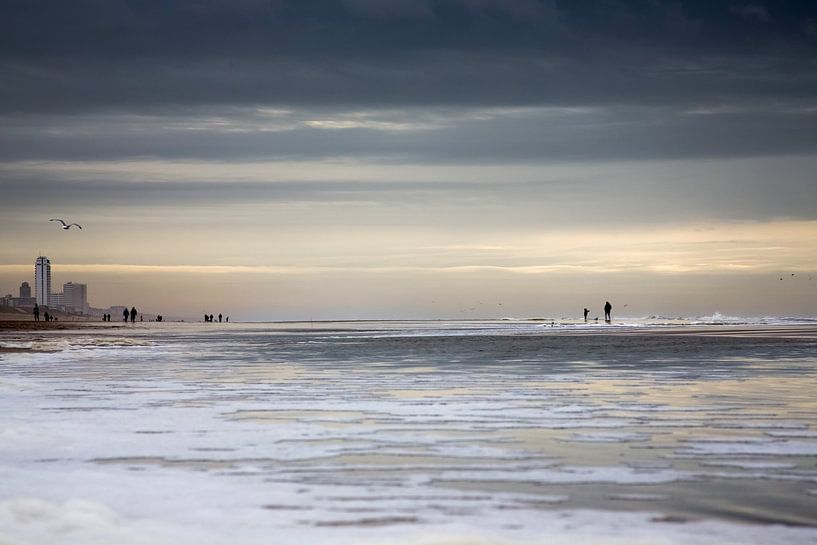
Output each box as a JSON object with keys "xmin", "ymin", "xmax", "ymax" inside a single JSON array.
[{"xmin": 35, "ymin": 256, "xmax": 51, "ymax": 306}]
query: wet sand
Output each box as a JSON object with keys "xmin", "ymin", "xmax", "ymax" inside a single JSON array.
[
  {"xmin": 548, "ymin": 324, "xmax": 817, "ymax": 339},
  {"xmin": 1, "ymin": 320, "xmax": 816, "ymax": 544},
  {"xmin": 0, "ymin": 320, "xmax": 117, "ymax": 332},
  {"xmin": 2, "ymin": 319, "xmax": 817, "ymax": 339},
  {"xmin": 0, "ymin": 320, "xmax": 122, "ymax": 351}
]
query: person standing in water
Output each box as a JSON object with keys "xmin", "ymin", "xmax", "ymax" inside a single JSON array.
[
  {"xmin": 604, "ymin": 301, "xmax": 612, "ymax": 322},
  {"xmin": 583, "ymin": 308, "xmax": 589, "ymax": 322}
]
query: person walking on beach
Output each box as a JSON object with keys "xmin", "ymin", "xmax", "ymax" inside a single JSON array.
[
  {"xmin": 209, "ymin": 314, "xmax": 214, "ymax": 323},
  {"xmin": 44, "ymin": 311, "xmax": 50, "ymax": 322},
  {"xmin": 123, "ymin": 308, "xmax": 129, "ymax": 322},
  {"xmin": 583, "ymin": 308, "xmax": 589, "ymax": 322},
  {"xmin": 218, "ymin": 313, "xmax": 222, "ymax": 323},
  {"xmin": 604, "ymin": 301, "xmax": 612, "ymax": 323},
  {"xmin": 33, "ymin": 304, "xmax": 39, "ymax": 321},
  {"xmin": 130, "ymin": 307, "xmax": 137, "ymax": 323}
]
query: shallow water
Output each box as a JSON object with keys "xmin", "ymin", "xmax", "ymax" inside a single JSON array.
[{"xmin": 1, "ymin": 321, "xmax": 817, "ymax": 544}]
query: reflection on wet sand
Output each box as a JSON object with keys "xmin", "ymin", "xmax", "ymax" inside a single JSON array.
[{"xmin": 1, "ymin": 322, "xmax": 817, "ymax": 543}]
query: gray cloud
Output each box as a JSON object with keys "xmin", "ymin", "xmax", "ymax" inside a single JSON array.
[
  {"xmin": 3, "ymin": 154, "xmax": 816, "ymax": 225},
  {"xmin": 1, "ymin": 1, "xmax": 817, "ymax": 113},
  {"xmin": 2, "ymin": 106, "xmax": 817, "ymax": 163},
  {"xmin": 731, "ymin": 3, "xmax": 771, "ymax": 22},
  {"xmin": 1, "ymin": 1, "xmax": 816, "ymax": 228}
]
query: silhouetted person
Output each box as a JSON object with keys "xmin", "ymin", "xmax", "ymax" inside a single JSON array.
[
  {"xmin": 44, "ymin": 311, "xmax": 50, "ymax": 322},
  {"xmin": 604, "ymin": 301, "xmax": 612, "ymax": 322},
  {"xmin": 204, "ymin": 314, "xmax": 209, "ymax": 322},
  {"xmin": 209, "ymin": 314, "xmax": 214, "ymax": 323},
  {"xmin": 33, "ymin": 304, "xmax": 39, "ymax": 321},
  {"xmin": 140, "ymin": 315, "xmax": 143, "ymax": 322},
  {"xmin": 583, "ymin": 308, "xmax": 589, "ymax": 322},
  {"xmin": 226, "ymin": 316, "xmax": 229, "ymax": 323},
  {"xmin": 123, "ymin": 308, "xmax": 129, "ymax": 322},
  {"xmin": 218, "ymin": 313, "xmax": 222, "ymax": 323},
  {"xmin": 130, "ymin": 307, "xmax": 137, "ymax": 323}
]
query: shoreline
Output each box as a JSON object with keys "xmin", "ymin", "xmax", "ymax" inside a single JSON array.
[{"xmin": 1, "ymin": 319, "xmax": 816, "ymax": 338}]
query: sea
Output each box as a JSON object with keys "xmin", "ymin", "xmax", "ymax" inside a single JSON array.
[{"xmin": 1, "ymin": 317, "xmax": 817, "ymax": 544}]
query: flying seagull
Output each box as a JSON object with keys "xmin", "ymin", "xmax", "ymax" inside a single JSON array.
[{"xmin": 49, "ymin": 218, "xmax": 82, "ymax": 230}]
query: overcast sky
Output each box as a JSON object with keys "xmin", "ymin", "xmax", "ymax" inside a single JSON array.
[{"xmin": 2, "ymin": 0, "xmax": 816, "ymax": 319}]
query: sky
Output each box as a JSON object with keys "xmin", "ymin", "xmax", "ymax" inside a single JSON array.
[{"xmin": 1, "ymin": 0, "xmax": 816, "ymax": 320}]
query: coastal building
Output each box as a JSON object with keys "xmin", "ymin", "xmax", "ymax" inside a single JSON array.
[
  {"xmin": 51, "ymin": 282, "xmax": 88, "ymax": 314},
  {"xmin": 10, "ymin": 258, "xmax": 92, "ymax": 313},
  {"xmin": 0, "ymin": 282, "xmax": 37, "ymax": 309},
  {"xmin": 34, "ymin": 256, "xmax": 51, "ymax": 306},
  {"xmin": 11, "ymin": 281, "xmax": 37, "ymax": 308}
]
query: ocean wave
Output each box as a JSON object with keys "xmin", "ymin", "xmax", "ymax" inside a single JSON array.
[{"xmin": 691, "ymin": 312, "xmax": 817, "ymax": 326}]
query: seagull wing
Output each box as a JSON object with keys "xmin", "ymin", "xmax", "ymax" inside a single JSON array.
[
  {"xmin": 68, "ymin": 224, "xmax": 82, "ymax": 229},
  {"xmin": 49, "ymin": 218, "xmax": 67, "ymax": 227}
]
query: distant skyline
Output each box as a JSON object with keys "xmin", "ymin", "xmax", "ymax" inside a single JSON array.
[{"xmin": 2, "ymin": 1, "xmax": 816, "ymax": 319}]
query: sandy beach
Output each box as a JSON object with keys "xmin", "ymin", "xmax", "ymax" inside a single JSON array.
[
  {"xmin": 0, "ymin": 320, "xmax": 116, "ymax": 331},
  {"xmin": 3, "ymin": 318, "xmax": 817, "ymax": 342}
]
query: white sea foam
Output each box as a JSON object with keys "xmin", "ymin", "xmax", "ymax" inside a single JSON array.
[
  {"xmin": 2, "ymin": 322, "xmax": 817, "ymax": 543},
  {"xmin": 2, "ymin": 498, "xmax": 817, "ymax": 545},
  {"xmin": 700, "ymin": 460, "xmax": 797, "ymax": 470},
  {"xmin": 691, "ymin": 313, "xmax": 817, "ymax": 326},
  {"xmin": 679, "ymin": 441, "xmax": 817, "ymax": 456},
  {"xmin": 606, "ymin": 493, "xmax": 670, "ymax": 501},
  {"xmin": 436, "ymin": 466, "xmax": 687, "ymax": 485},
  {"xmin": 566, "ymin": 432, "xmax": 650, "ymax": 443},
  {"xmin": 765, "ymin": 430, "xmax": 817, "ymax": 438}
]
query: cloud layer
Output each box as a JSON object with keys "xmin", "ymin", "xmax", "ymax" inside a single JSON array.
[
  {"xmin": 2, "ymin": 1, "xmax": 817, "ymax": 316},
  {"xmin": 2, "ymin": 1, "xmax": 817, "ymax": 112}
]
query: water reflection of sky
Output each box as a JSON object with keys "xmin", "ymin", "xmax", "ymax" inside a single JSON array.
[{"xmin": 1, "ymin": 323, "xmax": 817, "ymax": 544}]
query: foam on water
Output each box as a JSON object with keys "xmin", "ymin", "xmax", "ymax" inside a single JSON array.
[{"xmin": 2, "ymin": 322, "xmax": 817, "ymax": 543}]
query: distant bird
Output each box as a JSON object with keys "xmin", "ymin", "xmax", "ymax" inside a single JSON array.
[{"xmin": 49, "ymin": 218, "xmax": 82, "ymax": 230}]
